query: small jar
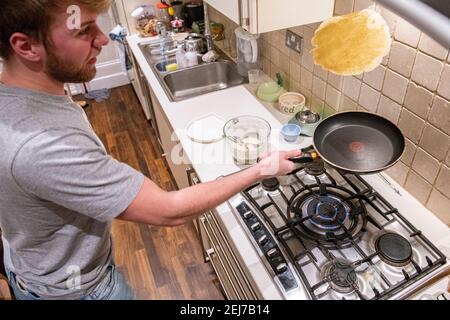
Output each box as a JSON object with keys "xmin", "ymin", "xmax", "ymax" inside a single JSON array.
[{"xmin": 131, "ymin": 5, "xmax": 157, "ymax": 37}]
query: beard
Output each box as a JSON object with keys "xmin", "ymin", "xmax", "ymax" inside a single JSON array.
[{"xmin": 45, "ymin": 46, "xmax": 97, "ymax": 84}]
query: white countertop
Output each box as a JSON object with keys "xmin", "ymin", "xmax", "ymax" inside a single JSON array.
[{"xmin": 128, "ymin": 34, "xmax": 450, "ymax": 299}]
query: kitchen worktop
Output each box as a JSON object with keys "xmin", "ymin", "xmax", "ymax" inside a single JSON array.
[{"xmin": 127, "ymin": 34, "xmax": 450, "ymax": 299}]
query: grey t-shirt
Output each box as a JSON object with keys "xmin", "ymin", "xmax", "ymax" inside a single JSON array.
[{"xmin": 0, "ymin": 84, "xmax": 144, "ymax": 299}]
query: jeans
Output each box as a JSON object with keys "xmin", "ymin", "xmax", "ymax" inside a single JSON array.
[{"xmin": 7, "ymin": 265, "xmax": 136, "ymax": 300}]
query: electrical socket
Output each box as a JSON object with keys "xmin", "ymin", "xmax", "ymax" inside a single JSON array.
[{"xmin": 286, "ymin": 30, "xmax": 303, "ymax": 54}]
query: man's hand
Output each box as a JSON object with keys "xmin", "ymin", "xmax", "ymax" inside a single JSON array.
[{"xmin": 256, "ymin": 149, "xmax": 302, "ymax": 178}]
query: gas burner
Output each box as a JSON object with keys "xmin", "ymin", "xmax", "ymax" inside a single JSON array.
[
  {"xmin": 288, "ymin": 184, "xmax": 367, "ymax": 247},
  {"xmin": 261, "ymin": 178, "xmax": 280, "ymax": 192},
  {"xmin": 375, "ymin": 233, "xmax": 413, "ymax": 267},
  {"xmin": 308, "ymin": 196, "xmax": 348, "ymax": 230},
  {"xmin": 304, "ymin": 161, "xmax": 325, "ymax": 176},
  {"xmin": 320, "ymin": 258, "xmax": 358, "ymax": 294}
]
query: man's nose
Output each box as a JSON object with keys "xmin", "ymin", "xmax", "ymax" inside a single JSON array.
[{"xmin": 94, "ymin": 30, "xmax": 109, "ymax": 49}]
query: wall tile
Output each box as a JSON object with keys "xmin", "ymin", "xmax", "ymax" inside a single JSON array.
[
  {"xmin": 314, "ymin": 65, "xmax": 328, "ymax": 81},
  {"xmin": 363, "ymin": 65, "xmax": 386, "ymax": 91},
  {"xmin": 382, "ymin": 70, "xmax": 409, "ymax": 104},
  {"xmin": 403, "ymin": 83, "xmax": 433, "ymax": 119},
  {"xmin": 343, "ymin": 76, "xmax": 362, "ymax": 101},
  {"xmin": 394, "ymin": 18, "xmax": 421, "ymax": 47},
  {"xmin": 325, "ymin": 85, "xmax": 342, "ymax": 110},
  {"xmin": 385, "ymin": 161, "xmax": 409, "ymax": 186},
  {"xmin": 418, "ymin": 33, "xmax": 448, "ymax": 60},
  {"xmin": 335, "ymin": 0, "xmax": 355, "ymax": 15},
  {"xmin": 290, "ymin": 61, "xmax": 301, "ymax": 83},
  {"xmin": 426, "ymin": 189, "xmax": 450, "ymax": 226},
  {"xmin": 340, "ymin": 95, "xmax": 359, "ymax": 112},
  {"xmin": 311, "ymin": 95, "xmax": 325, "ymax": 115},
  {"xmin": 290, "ymin": 78, "xmax": 300, "ymax": 93},
  {"xmin": 354, "ymin": 0, "xmax": 373, "ymax": 11},
  {"xmin": 377, "ymin": 95, "xmax": 402, "ymax": 124},
  {"xmin": 328, "ymin": 72, "xmax": 344, "ymax": 90},
  {"xmin": 289, "ymin": 49, "xmax": 302, "ymax": 65},
  {"xmin": 402, "ymin": 138, "xmax": 417, "ymax": 166},
  {"xmin": 398, "ymin": 109, "xmax": 425, "ymax": 143},
  {"xmin": 404, "ymin": 170, "xmax": 433, "ymax": 204},
  {"xmin": 312, "ymin": 77, "xmax": 326, "ymax": 100},
  {"xmin": 303, "ymin": 27, "xmax": 315, "ymax": 51},
  {"xmin": 411, "ymin": 148, "xmax": 440, "ymax": 183},
  {"xmin": 428, "ymin": 96, "xmax": 450, "ymax": 135},
  {"xmin": 388, "ymin": 42, "xmax": 417, "ymax": 77},
  {"xmin": 301, "ymin": 50, "xmax": 315, "ymax": 73},
  {"xmin": 279, "ymin": 52, "xmax": 290, "ymax": 75},
  {"xmin": 378, "ymin": 7, "xmax": 397, "ymax": 36},
  {"xmin": 435, "ymin": 165, "xmax": 450, "ymax": 198},
  {"xmin": 300, "ymin": 68, "xmax": 313, "ymax": 91},
  {"xmin": 437, "ymin": 64, "xmax": 450, "ymax": 100},
  {"xmin": 419, "ymin": 124, "xmax": 450, "ymax": 161},
  {"xmin": 411, "ymin": 52, "xmax": 444, "ymax": 91},
  {"xmin": 358, "ymin": 83, "xmax": 381, "ymax": 112}
]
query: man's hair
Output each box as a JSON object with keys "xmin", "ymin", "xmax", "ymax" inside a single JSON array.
[{"xmin": 0, "ymin": 0, "xmax": 111, "ymax": 60}]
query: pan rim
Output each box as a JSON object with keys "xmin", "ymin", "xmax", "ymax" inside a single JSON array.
[{"xmin": 311, "ymin": 111, "xmax": 406, "ymax": 174}]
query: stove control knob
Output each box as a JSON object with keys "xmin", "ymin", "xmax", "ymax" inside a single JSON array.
[
  {"xmin": 251, "ymin": 222, "xmax": 261, "ymax": 231},
  {"xmin": 275, "ymin": 263, "xmax": 288, "ymax": 274},
  {"xmin": 267, "ymin": 248, "xmax": 278, "ymax": 259},
  {"xmin": 258, "ymin": 234, "xmax": 268, "ymax": 245},
  {"xmin": 243, "ymin": 211, "xmax": 253, "ymax": 219}
]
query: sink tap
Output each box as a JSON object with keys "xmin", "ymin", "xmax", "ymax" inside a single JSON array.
[
  {"xmin": 204, "ymin": 4, "xmax": 214, "ymax": 52},
  {"xmin": 202, "ymin": 4, "xmax": 219, "ymax": 63},
  {"xmin": 156, "ymin": 21, "xmax": 169, "ymax": 65}
]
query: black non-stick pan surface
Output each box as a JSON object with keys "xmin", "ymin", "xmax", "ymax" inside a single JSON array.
[{"xmin": 311, "ymin": 112, "xmax": 405, "ymax": 174}]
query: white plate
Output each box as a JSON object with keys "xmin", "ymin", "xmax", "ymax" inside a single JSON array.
[{"xmin": 186, "ymin": 113, "xmax": 226, "ymax": 144}]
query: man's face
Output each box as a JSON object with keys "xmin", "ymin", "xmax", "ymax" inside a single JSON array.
[{"xmin": 43, "ymin": 6, "xmax": 109, "ymax": 83}]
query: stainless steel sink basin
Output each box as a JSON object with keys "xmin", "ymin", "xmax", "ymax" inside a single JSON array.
[
  {"xmin": 139, "ymin": 43, "xmax": 247, "ymax": 102},
  {"xmin": 162, "ymin": 61, "xmax": 246, "ymax": 101}
]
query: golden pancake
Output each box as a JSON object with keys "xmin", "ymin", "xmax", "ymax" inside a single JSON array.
[{"xmin": 312, "ymin": 9, "xmax": 391, "ymax": 76}]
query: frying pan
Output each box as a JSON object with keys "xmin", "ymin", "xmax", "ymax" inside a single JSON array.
[{"xmin": 290, "ymin": 111, "xmax": 405, "ymax": 174}]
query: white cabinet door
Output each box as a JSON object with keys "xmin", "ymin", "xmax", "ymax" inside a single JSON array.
[
  {"xmin": 149, "ymin": 85, "xmax": 191, "ymax": 190},
  {"xmin": 206, "ymin": 0, "xmax": 335, "ymax": 34},
  {"xmin": 204, "ymin": 0, "xmax": 241, "ymax": 25}
]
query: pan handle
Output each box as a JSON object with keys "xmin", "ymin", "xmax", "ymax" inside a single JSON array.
[{"xmin": 289, "ymin": 145, "xmax": 321, "ymax": 163}]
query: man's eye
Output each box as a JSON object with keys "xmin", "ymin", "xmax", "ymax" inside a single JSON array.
[{"xmin": 79, "ymin": 26, "xmax": 90, "ymax": 35}]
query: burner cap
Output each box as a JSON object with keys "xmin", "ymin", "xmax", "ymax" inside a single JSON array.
[
  {"xmin": 305, "ymin": 161, "xmax": 325, "ymax": 176},
  {"xmin": 308, "ymin": 196, "xmax": 348, "ymax": 230},
  {"xmin": 321, "ymin": 258, "xmax": 357, "ymax": 294},
  {"xmin": 375, "ymin": 233, "xmax": 413, "ymax": 267},
  {"xmin": 261, "ymin": 178, "xmax": 280, "ymax": 192}
]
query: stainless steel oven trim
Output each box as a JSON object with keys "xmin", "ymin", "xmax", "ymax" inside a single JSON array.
[
  {"xmin": 200, "ymin": 216, "xmax": 242, "ymax": 299},
  {"xmin": 207, "ymin": 209, "xmax": 259, "ymax": 299}
]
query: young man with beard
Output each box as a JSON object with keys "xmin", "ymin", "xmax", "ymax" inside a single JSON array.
[{"xmin": 0, "ymin": 0, "xmax": 300, "ymax": 300}]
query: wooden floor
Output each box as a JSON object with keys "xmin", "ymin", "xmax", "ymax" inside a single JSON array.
[{"xmin": 82, "ymin": 85, "xmax": 224, "ymax": 300}]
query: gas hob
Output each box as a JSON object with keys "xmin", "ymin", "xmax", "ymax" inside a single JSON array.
[{"xmin": 229, "ymin": 160, "xmax": 447, "ymax": 300}]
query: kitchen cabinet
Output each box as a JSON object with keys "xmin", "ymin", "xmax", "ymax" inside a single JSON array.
[
  {"xmin": 205, "ymin": 0, "xmax": 335, "ymax": 34},
  {"xmin": 148, "ymin": 85, "xmax": 191, "ymax": 190}
]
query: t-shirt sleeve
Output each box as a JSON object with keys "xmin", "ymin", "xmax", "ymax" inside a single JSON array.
[{"xmin": 11, "ymin": 129, "xmax": 145, "ymax": 222}]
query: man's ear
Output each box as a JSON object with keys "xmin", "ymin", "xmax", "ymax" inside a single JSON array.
[{"xmin": 9, "ymin": 32, "xmax": 43, "ymax": 62}]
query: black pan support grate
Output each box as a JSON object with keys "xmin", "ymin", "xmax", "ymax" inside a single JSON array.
[{"xmin": 242, "ymin": 165, "xmax": 447, "ymax": 300}]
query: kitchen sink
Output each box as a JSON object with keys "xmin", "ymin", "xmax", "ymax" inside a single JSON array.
[{"xmin": 139, "ymin": 43, "xmax": 247, "ymax": 101}]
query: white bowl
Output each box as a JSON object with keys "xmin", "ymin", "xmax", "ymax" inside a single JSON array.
[{"xmin": 278, "ymin": 92, "xmax": 306, "ymax": 115}]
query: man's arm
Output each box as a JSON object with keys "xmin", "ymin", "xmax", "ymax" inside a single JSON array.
[{"xmin": 118, "ymin": 150, "xmax": 301, "ymax": 226}]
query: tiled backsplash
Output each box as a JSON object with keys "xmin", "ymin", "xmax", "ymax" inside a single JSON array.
[{"xmin": 208, "ymin": 0, "xmax": 450, "ymax": 226}]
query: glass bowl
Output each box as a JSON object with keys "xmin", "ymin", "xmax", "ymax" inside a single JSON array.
[{"xmin": 223, "ymin": 116, "xmax": 271, "ymax": 165}]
